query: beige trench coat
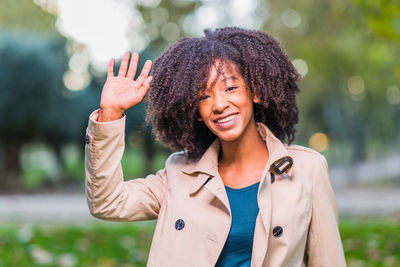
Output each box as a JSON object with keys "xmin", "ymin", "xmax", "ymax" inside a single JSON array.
[{"xmin": 85, "ymin": 110, "xmax": 346, "ymax": 267}]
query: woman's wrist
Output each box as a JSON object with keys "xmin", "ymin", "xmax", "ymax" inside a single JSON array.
[{"xmin": 97, "ymin": 108, "xmax": 124, "ymax": 122}]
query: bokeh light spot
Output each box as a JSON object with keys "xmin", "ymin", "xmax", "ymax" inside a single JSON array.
[
  {"xmin": 63, "ymin": 70, "xmax": 91, "ymax": 91},
  {"xmin": 230, "ymin": 0, "xmax": 257, "ymax": 18},
  {"xmin": 194, "ymin": 6, "xmax": 220, "ymax": 32},
  {"xmin": 69, "ymin": 53, "xmax": 89, "ymax": 73},
  {"xmin": 348, "ymin": 76, "xmax": 365, "ymax": 95},
  {"xmin": 281, "ymin": 9, "xmax": 301, "ymax": 28},
  {"xmin": 292, "ymin": 59, "xmax": 308, "ymax": 77},
  {"xmin": 309, "ymin": 132, "xmax": 330, "ymax": 152},
  {"xmin": 161, "ymin": 22, "xmax": 180, "ymax": 42},
  {"xmin": 386, "ymin": 85, "xmax": 400, "ymax": 104},
  {"xmin": 150, "ymin": 7, "xmax": 169, "ymax": 26}
]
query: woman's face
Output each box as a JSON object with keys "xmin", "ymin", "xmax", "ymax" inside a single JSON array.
[{"xmin": 198, "ymin": 60, "xmax": 259, "ymax": 142}]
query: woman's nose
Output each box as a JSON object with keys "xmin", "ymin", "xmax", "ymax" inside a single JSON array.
[{"xmin": 212, "ymin": 94, "xmax": 228, "ymax": 113}]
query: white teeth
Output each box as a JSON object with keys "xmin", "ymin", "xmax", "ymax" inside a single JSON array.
[{"xmin": 216, "ymin": 114, "xmax": 236, "ymax": 123}]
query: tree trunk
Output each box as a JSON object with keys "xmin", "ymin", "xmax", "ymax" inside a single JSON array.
[
  {"xmin": 52, "ymin": 143, "xmax": 63, "ymax": 180},
  {"xmin": 0, "ymin": 139, "xmax": 22, "ymax": 192}
]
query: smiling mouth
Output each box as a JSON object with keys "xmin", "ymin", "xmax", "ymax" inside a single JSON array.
[{"xmin": 214, "ymin": 113, "xmax": 238, "ymax": 124}]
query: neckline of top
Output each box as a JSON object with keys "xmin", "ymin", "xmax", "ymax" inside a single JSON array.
[{"xmin": 224, "ymin": 181, "xmax": 260, "ymax": 192}]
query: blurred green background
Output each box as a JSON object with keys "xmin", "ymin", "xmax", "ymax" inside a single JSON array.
[{"xmin": 0, "ymin": 0, "xmax": 399, "ymax": 266}]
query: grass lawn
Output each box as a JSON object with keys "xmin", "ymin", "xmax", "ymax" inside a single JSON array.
[
  {"xmin": 0, "ymin": 218, "xmax": 399, "ymax": 266},
  {"xmin": 340, "ymin": 217, "xmax": 400, "ymax": 267},
  {"xmin": 0, "ymin": 221, "xmax": 156, "ymax": 267}
]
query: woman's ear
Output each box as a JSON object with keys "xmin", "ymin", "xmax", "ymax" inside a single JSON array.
[
  {"xmin": 253, "ymin": 94, "xmax": 260, "ymax": 103},
  {"xmin": 196, "ymin": 110, "xmax": 203, "ymax": 122}
]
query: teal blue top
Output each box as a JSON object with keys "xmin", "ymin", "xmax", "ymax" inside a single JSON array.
[{"xmin": 215, "ymin": 182, "xmax": 260, "ymax": 267}]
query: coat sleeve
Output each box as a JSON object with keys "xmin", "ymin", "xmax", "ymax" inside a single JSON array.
[
  {"xmin": 85, "ymin": 110, "xmax": 167, "ymax": 222},
  {"xmin": 305, "ymin": 155, "xmax": 346, "ymax": 267}
]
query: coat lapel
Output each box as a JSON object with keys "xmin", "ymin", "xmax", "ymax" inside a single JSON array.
[
  {"xmin": 182, "ymin": 139, "xmax": 231, "ymax": 213},
  {"xmin": 181, "ymin": 138, "xmax": 220, "ymax": 178},
  {"xmin": 203, "ymin": 172, "xmax": 231, "ymax": 215}
]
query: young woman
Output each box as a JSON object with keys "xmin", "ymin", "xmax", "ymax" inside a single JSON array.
[{"xmin": 85, "ymin": 27, "xmax": 346, "ymax": 266}]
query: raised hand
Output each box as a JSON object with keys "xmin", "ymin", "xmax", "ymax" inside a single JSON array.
[{"xmin": 98, "ymin": 52, "xmax": 153, "ymax": 122}]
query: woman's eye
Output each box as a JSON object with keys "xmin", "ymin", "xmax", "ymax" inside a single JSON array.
[
  {"xmin": 226, "ymin": 86, "xmax": 238, "ymax": 92},
  {"xmin": 199, "ymin": 95, "xmax": 210, "ymax": 101}
]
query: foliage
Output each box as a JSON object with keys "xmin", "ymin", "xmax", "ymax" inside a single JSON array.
[
  {"xmin": 265, "ymin": 0, "xmax": 400, "ymax": 164},
  {"xmin": 0, "ymin": 30, "xmax": 100, "ymax": 190},
  {"xmin": 0, "ymin": 32, "xmax": 67, "ymax": 141},
  {"xmin": 0, "ymin": 0, "xmax": 57, "ymax": 33},
  {"xmin": 354, "ymin": 0, "xmax": 400, "ymax": 42},
  {"xmin": 0, "ymin": 32, "xmax": 68, "ymax": 186},
  {"xmin": 0, "ymin": 218, "xmax": 399, "ymax": 266}
]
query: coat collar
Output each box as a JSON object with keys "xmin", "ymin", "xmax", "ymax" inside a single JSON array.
[{"xmin": 183, "ymin": 122, "xmax": 294, "ymax": 194}]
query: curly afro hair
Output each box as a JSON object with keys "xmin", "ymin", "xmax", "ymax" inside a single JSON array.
[{"xmin": 146, "ymin": 27, "xmax": 301, "ymax": 160}]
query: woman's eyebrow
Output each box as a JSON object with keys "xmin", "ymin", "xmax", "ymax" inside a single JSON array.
[{"xmin": 221, "ymin": 76, "xmax": 238, "ymax": 82}]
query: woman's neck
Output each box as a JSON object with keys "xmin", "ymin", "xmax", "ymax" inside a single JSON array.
[
  {"xmin": 217, "ymin": 120, "xmax": 269, "ymax": 188},
  {"xmin": 219, "ymin": 121, "xmax": 269, "ymax": 168}
]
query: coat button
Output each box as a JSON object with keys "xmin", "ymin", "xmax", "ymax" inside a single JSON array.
[
  {"xmin": 85, "ymin": 133, "xmax": 90, "ymax": 144},
  {"xmin": 270, "ymin": 173, "xmax": 275, "ymax": 184},
  {"xmin": 175, "ymin": 219, "xmax": 185, "ymax": 230},
  {"xmin": 272, "ymin": 226, "xmax": 283, "ymax": 237}
]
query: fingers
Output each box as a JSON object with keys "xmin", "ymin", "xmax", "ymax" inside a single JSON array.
[
  {"xmin": 137, "ymin": 76, "xmax": 153, "ymax": 98},
  {"xmin": 126, "ymin": 52, "xmax": 139, "ymax": 79},
  {"xmin": 107, "ymin": 58, "xmax": 115, "ymax": 77},
  {"xmin": 135, "ymin": 60, "xmax": 152, "ymax": 87},
  {"xmin": 118, "ymin": 52, "xmax": 131, "ymax": 77},
  {"xmin": 138, "ymin": 60, "xmax": 152, "ymax": 80},
  {"xmin": 143, "ymin": 76, "xmax": 153, "ymax": 89},
  {"xmin": 112, "ymin": 52, "xmax": 151, "ymax": 84}
]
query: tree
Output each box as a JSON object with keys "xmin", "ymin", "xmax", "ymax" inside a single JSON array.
[{"xmin": 0, "ymin": 32, "xmax": 68, "ymax": 189}]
